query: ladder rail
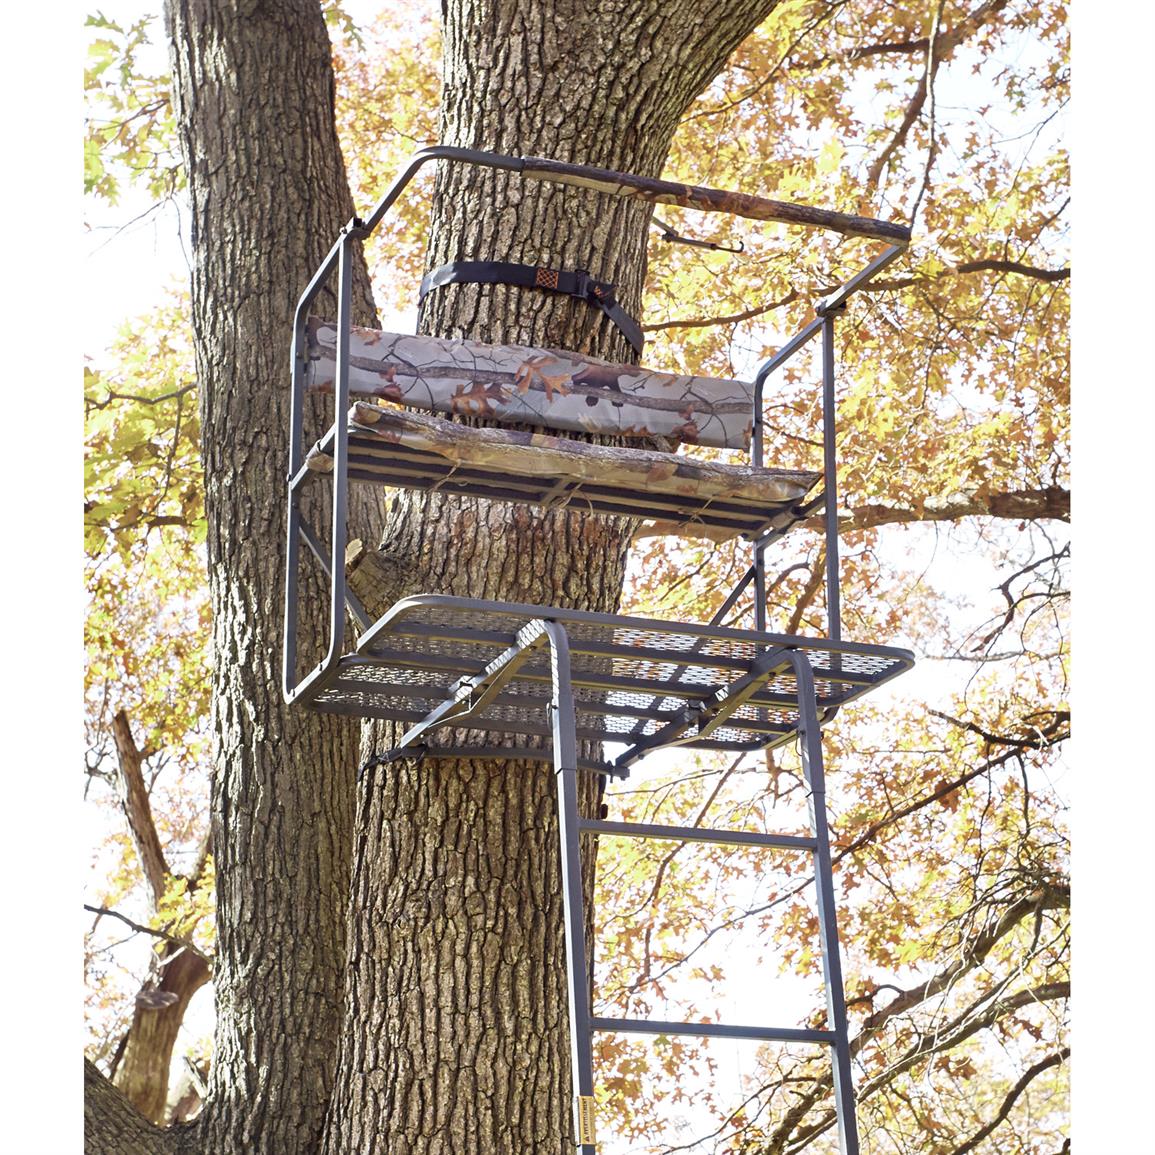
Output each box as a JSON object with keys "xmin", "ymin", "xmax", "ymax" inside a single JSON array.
[{"xmin": 545, "ymin": 627, "xmax": 864, "ymax": 1154}]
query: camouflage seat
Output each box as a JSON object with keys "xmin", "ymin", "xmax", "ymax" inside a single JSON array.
[
  {"xmin": 303, "ymin": 402, "xmax": 818, "ymax": 542},
  {"xmin": 301, "ymin": 320, "xmax": 819, "ymax": 540}
]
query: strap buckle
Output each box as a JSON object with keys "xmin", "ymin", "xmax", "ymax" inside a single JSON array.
[{"xmin": 572, "ymin": 268, "xmax": 617, "ymax": 309}]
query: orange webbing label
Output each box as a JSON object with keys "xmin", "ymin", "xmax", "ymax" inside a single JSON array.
[{"xmin": 577, "ymin": 1095, "xmax": 596, "ymax": 1145}]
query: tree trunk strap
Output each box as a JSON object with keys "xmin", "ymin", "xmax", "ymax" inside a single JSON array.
[{"xmin": 419, "ymin": 260, "xmax": 645, "ymax": 355}]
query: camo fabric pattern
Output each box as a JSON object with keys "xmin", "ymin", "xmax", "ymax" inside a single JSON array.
[{"xmin": 305, "ymin": 318, "xmax": 754, "ymax": 450}]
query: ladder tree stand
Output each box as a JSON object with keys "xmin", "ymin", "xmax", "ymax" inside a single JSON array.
[{"xmin": 283, "ymin": 146, "xmax": 915, "ymax": 1155}]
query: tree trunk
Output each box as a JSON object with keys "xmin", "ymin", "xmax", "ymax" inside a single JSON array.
[
  {"xmin": 321, "ymin": 3, "xmax": 778, "ymax": 1152},
  {"xmin": 112, "ymin": 947, "xmax": 211, "ymax": 1125},
  {"xmin": 107, "ymin": 711, "xmax": 212, "ymax": 1123},
  {"xmin": 152, "ymin": 2, "xmax": 382, "ymax": 1151},
  {"xmin": 85, "ymin": 1059, "xmax": 186, "ymax": 1155}
]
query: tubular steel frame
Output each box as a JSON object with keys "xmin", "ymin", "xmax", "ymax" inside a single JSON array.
[
  {"xmin": 281, "ymin": 147, "xmax": 914, "ymax": 1155},
  {"xmin": 283, "ymin": 146, "xmax": 908, "ymax": 708}
]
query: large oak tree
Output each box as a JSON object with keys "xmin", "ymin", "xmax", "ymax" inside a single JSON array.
[{"xmin": 83, "ymin": 1, "xmax": 1069, "ymax": 1152}]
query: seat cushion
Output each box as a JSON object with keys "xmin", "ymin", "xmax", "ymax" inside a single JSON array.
[{"xmin": 305, "ymin": 318, "xmax": 754, "ymax": 450}]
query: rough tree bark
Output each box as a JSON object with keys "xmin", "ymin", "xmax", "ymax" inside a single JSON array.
[
  {"xmin": 85, "ymin": 1, "xmax": 777, "ymax": 1152},
  {"xmin": 86, "ymin": 2, "xmax": 383, "ymax": 1152},
  {"xmin": 319, "ymin": 3, "xmax": 780, "ymax": 1153},
  {"xmin": 106, "ymin": 712, "xmax": 211, "ymax": 1124},
  {"xmin": 85, "ymin": 1059, "xmax": 190, "ymax": 1155}
]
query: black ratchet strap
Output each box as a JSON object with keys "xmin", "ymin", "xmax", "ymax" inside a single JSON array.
[{"xmin": 419, "ymin": 260, "xmax": 645, "ymax": 355}]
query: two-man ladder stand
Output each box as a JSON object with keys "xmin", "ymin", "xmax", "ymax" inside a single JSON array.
[{"xmin": 283, "ymin": 146, "xmax": 915, "ymax": 1154}]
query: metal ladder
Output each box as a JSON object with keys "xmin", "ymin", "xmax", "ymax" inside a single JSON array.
[
  {"xmin": 546, "ymin": 626, "xmax": 859, "ymax": 1154},
  {"xmin": 281, "ymin": 147, "xmax": 918, "ymax": 1153}
]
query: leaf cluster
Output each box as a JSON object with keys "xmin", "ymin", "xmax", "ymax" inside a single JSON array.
[{"xmin": 85, "ymin": 12, "xmax": 182, "ymax": 205}]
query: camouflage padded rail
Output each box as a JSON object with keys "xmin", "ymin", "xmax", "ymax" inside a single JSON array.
[{"xmin": 305, "ymin": 318, "xmax": 755, "ymax": 450}]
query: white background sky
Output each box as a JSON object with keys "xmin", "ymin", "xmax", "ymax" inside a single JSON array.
[{"xmin": 0, "ymin": 3, "xmax": 1144, "ymax": 1151}]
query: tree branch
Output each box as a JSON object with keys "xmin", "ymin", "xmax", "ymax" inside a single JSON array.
[
  {"xmin": 867, "ymin": 258, "xmax": 1071, "ymax": 292},
  {"xmin": 865, "ymin": 0, "xmax": 1011, "ymax": 189},
  {"xmin": 772, "ymin": 981, "xmax": 1069, "ymax": 1154},
  {"xmin": 954, "ymin": 1047, "xmax": 1069, "ymax": 1155},
  {"xmin": 860, "ymin": 981, "xmax": 1069, "ymax": 1098},
  {"xmin": 799, "ymin": 0, "xmax": 1011, "ymax": 71},
  {"xmin": 642, "ymin": 289, "xmax": 798, "ymax": 332},
  {"xmin": 85, "ymin": 382, "xmax": 197, "ymax": 412},
  {"xmin": 110, "ymin": 711, "xmax": 169, "ymax": 908},
  {"xmin": 84, "ymin": 904, "xmax": 212, "ymax": 968},
  {"xmin": 809, "ymin": 486, "xmax": 1070, "ymax": 533},
  {"xmin": 856, "ymin": 888, "xmax": 1068, "ymax": 1037},
  {"xmin": 927, "ymin": 709, "xmax": 1069, "ymax": 751}
]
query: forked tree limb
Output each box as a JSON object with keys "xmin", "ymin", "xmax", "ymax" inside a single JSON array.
[
  {"xmin": 865, "ymin": 0, "xmax": 1011, "ymax": 188},
  {"xmin": 767, "ymin": 980, "xmax": 1069, "ymax": 1155}
]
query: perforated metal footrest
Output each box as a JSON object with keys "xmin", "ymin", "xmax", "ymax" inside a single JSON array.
[{"xmin": 298, "ymin": 594, "xmax": 914, "ymax": 773}]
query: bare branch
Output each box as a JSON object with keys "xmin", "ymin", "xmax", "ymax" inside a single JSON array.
[
  {"xmin": 798, "ymin": 0, "xmax": 1012, "ymax": 71},
  {"xmin": 954, "ymin": 1047, "xmax": 1069, "ymax": 1155},
  {"xmin": 84, "ymin": 904, "xmax": 211, "ymax": 968},
  {"xmin": 111, "ymin": 711, "xmax": 169, "ymax": 907},
  {"xmin": 856, "ymin": 889, "xmax": 1068, "ymax": 1037},
  {"xmin": 861, "ymin": 981, "xmax": 1069, "ymax": 1096},
  {"xmin": 774, "ymin": 982, "xmax": 1069, "ymax": 1153},
  {"xmin": 927, "ymin": 709, "xmax": 1070, "ymax": 751},
  {"xmin": 865, "ymin": 0, "xmax": 1011, "ymax": 189},
  {"xmin": 642, "ymin": 289, "xmax": 798, "ymax": 332},
  {"xmin": 85, "ymin": 381, "xmax": 197, "ymax": 412},
  {"xmin": 867, "ymin": 258, "xmax": 1070, "ymax": 292}
]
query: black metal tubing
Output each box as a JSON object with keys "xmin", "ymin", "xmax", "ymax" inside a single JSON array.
[
  {"xmin": 590, "ymin": 1017, "xmax": 834, "ymax": 1046},
  {"xmin": 284, "ymin": 230, "xmax": 358, "ymax": 705},
  {"xmin": 295, "ymin": 518, "xmax": 373, "ymax": 635},
  {"xmin": 356, "ymin": 593, "xmax": 915, "ymax": 669},
  {"xmin": 392, "ymin": 619, "xmax": 551, "ymax": 750},
  {"xmin": 330, "ymin": 595, "xmax": 894, "ymax": 1153},
  {"xmin": 786, "ymin": 649, "xmax": 860, "ymax": 1155},
  {"xmin": 544, "ymin": 621, "xmax": 598, "ymax": 1155},
  {"xmin": 580, "ymin": 818, "xmax": 816, "ymax": 852},
  {"xmin": 746, "ymin": 242, "xmax": 904, "ymax": 639},
  {"xmin": 822, "ymin": 310, "xmax": 842, "ymax": 647}
]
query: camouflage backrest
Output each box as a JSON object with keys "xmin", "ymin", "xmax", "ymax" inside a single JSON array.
[{"xmin": 305, "ymin": 318, "xmax": 754, "ymax": 451}]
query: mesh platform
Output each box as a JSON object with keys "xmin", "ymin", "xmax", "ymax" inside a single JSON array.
[{"xmin": 301, "ymin": 595, "xmax": 914, "ymax": 774}]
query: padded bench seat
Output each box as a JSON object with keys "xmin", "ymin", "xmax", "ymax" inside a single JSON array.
[{"xmin": 306, "ymin": 402, "xmax": 820, "ymax": 542}]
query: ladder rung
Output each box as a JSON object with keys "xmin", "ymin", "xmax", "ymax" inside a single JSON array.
[
  {"xmin": 579, "ymin": 818, "xmax": 816, "ymax": 852},
  {"xmin": 590, "ymin": 1016, "xmax": 834, "ymax": 1045}
]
